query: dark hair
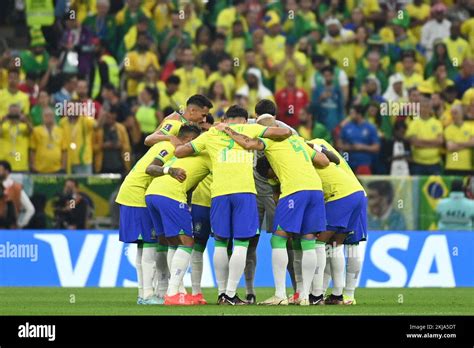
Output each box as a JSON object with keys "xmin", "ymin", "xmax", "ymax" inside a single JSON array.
[
  {"xmin": 109, "ymin": 105, "xmax": 120, "ymax": 115},
  {"xmin": 186, "ymin": 94, "xmax": 213, "ymax": 109},
  {"xmin": 205, "ymin": 114, "xmax": 215, "ymax": 125},
  {"xmin": 102, "ymin": 82, "xmax": 116, "ymax": 92},
  {"xmin": 320, "ymin": 65, "xmax": 334, "ymax": 75},
  {"xmin": 144, "ymin": 86, "xmax": 159, "ymax": 104},
  {"xmin": 218, "ymin": 55, "xmax": 232, "ymax": 64},
  {"xmin": 225, "ymin": 104, "xmax": 248, "ymax": 119},
  {"xmin": 166, "ymin": 75, "xmax": 181, "ymax": 85},
  {"xmin": 451, "ymin": 179, "xmax": 464, "ymax": 192},
  {"xmin": 443, "ymin": 85, "xmax": 457, "ymax": 94},
  {"xmin": 256, "ymin": 156, "xmax": 272, "ymax": 179},
  {"xmin": 351, "ymin": 104, "xmax": 366, "ymax": 116},
  {"xmin": 163, "ymin": 106, "xmax": 175, "ymax": 116},
  {"xmin": 0, "ymin": 160, "xmax": 12, "ymax": 172},
  {"xmin": 311, "ymin": 54, "xmax": 326, "ymax": 64},
  {"xmin": 393, "ymin": 120, "xmax": 407, "ymax": 132},
  {"xmin": 435, "ymin": 61, "xmax": 447, "ymax": 70},
  {"xmin": 367, "ymin": 181, "xmax": 394, "ymax": 203},
  {"xmin": 65, "ymin": 178, "xmax": 79, "ymax": 188},
  {"xmin": 401, "ymin": 49, "xmax": 416, "ymax": 60},
  {"xmin": 214, "ymin": 33, "xmax": 227, "ymax": 42},
  {"xmin": 178, "ymin": 124, "xmax": 201, "ymax": 138},
  {"xmin": 207, "ymin": 80, "xmax": 227, "ymax": 101},
  {"xmin": 195, "ymin": 25, "xmax": 211, "ymax": 45},
  {"xmin": 255, "ymin": 99, "xmax": 276, "ymax": 116}
]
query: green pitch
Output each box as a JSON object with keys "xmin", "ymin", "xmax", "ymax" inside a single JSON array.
[{"xmin": 1, "ymin": 287, "xmax": 472, "ymax": 316}]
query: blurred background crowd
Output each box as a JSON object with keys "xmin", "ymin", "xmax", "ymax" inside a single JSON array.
[{"xmin": 0, "ymin": 0, "xmax": 473, "ymax": 230}]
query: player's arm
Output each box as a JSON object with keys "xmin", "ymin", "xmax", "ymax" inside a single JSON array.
[
  {"xmin": 174, "ymin": 143, "xmax": 196, "ymax": 158},
  {"xmin": 216, "ymin": 123, "xmax": 265, "ymax": 150},
  {"xmin": 261, "ymin": 126, "xmax": 292, "ymax": 140},
  {"xmin": 312, "ymin": 150, "xmax": 330, "ymax": 168},
  {"xmin": 306, "ymin": 142, "xmax": 340, "ymax": 165},
  {"xmin": 145, "ymin": 158, "xmax": 186, "ymax": 182},
  {"xmin": 144, "ymin": 131, "xmax": 179, "ymax": 147}
]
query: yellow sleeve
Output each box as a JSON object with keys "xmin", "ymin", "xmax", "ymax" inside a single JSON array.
[
  {"xmin": 151, "ymin": 53, "xmax": 160, "ymax": 69},
  {"xmin": 155, "ymin": 143, "xmax": 174, "ymax": 163},
  {"xmin": 405, "ymin": 120, "xmax": 416, "ymax": 138},
  {"xmin": 433, "ymin": 120, "xmax": 443, "ymax": 136},
  {"xmin": 159, "ymin": 120, "xmax": 179, "ymax": 136},
  {"xmin": 216, "ymin": 8, "xmax": 231, "ymax": 30},
  {"xmin": 190, "ymin": 132, "xmax": 208, "ymax": 153},
  {"xmin": 29, "ymin": 128, "xmax": 37, "ymax": 149}
]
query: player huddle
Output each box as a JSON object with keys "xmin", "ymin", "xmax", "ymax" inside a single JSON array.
[{"xmin": 116, "ymin": 94, "xmax": 367, "ymax": 306}]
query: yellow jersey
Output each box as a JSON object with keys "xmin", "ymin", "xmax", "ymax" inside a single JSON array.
[
  {"xmin": 260, "ymin": 135, "xmax": 322, "ymax": 198},
  {"xmin": 116, "ymin": 141, "xmax": 175, "ymax": 207},
  {"xmin": 462, "ymin": 88, "xmax": 474, "ymax": 106},
  {"xmin": 0, "ymin": 88, "xmax": 30, "ymax": 117},
  {"xmin": 174, "ymin": 67, "xmax": 207, "ymax": 97},
  {"xmin": 190, "ymin": 124, "xmax": 268, "ymax": 198},
  {"xmin": 124, "ymin": 51, "xmax": 160, "ymax": 97},
  {"xmin": 158, "ymin": 113, "xmax": 187, "ymax": 136},
  {"xmin": 444, "ymin": 123, "xmax": 473, "ymax": 170},
  {"xmin": 0, "ymin": 121, "xmax": 29, "ymax": 171},
  {"xmin": 207, "ymin": 72, "xmax": 236, "ymax": 101},
  {"xmin": 309, "ymin": 139, "xmax": 365, "ymax": 202},
  {"xmin": 59, "ymin": 116, "xmax": 96, "ymax": 167},
  {"xmin": 30, "ymin": 125, "xmax": 67, "ymax": 173},
  {"xmin": 191, "ymin": 173, "xmax": 212, "ymax": 207},
  {"xmin": 443, "ymin": 37, "xmax": 472, "ymax": 67},
  {"xmin": 406, "ymin": 116, "xmax": 443, "ymax": 165},
  {"xmin": 272, "ymin": 51, "xmax": 308, "ymax": 91},
  {"xmin": 145, "ymin": 153, "xmax": 211, "ymax": 203}
]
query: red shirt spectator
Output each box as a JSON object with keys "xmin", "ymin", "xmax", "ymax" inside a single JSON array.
[{"xmin": 275, "ymin": 69, "xmax": 309, "ymax": 128}]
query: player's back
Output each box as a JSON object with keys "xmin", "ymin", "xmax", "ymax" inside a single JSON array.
[
  {"xmin": 145, "ymin": 153, "xmax": 211, "ymax": 203},
  {"xmin": 436, "ymin": 193, "xmax": 474, "ymax": 230},
  {"xmin": 116, "ymin": 141, "xmax": 175, "ymax": 207},
  {"xmin": 262, "ymin": 135, "xmax": 322, "ymax": 198},
  {"xmin": 309, "ymin": 138, "xmax": 365, "ymax": 202},
  {"xmin": 191, "ymin": 123, "xmax": 267, "ymax": 198}
]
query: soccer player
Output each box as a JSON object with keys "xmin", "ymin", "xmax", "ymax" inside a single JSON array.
[
  {"xmin": 145, "ymin": 144, "xmax": 212, "ymax": 306},
  {"xmin": 307, "ymin": 138, "xmax": 368, "ymax": 305},
  {"xmin": 175, "ymin": 105, "xmax": 292, "ymax": 305},
  {"xmin": 215, "ymin": 115, "xmax": 330, "ymax": 306},
  {"xmin": 144, "ymin": 94, "xmax": 213, "ymax": 146},
  {"xmin": 115, "ymin": 124, "xmax": 201, "ymax": 305}
]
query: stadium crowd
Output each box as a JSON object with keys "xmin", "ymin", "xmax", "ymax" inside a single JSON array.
[{"xmin": 0, "ymin": 0, "xmax": 474, "ymax": 231}]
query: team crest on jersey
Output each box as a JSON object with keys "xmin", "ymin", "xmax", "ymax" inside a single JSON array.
[
  {"xmin": 163, "ymin": 124, "xmax": 172, "ymax": 132},
  {"xmin": 159, "ymin": 150, "xmax": 169, "ymax": 157}
]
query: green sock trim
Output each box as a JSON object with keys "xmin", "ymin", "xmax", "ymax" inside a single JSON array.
[
  {"xmin": 215, "ymin": 239, "xmax": 228, "ymax": 248},
  {"xmin": 291, "ymin": 239, "xmax": 302, "ymax": 250},
  {"xmin": 271, "ymin": 234, "xmax": 288, "ymax": 249},
  {"xmin": 301, "ymin": 238, "xmax": 316, "ymax": 251},
  {"xmin": 137, "ymin": 242, "xmax": 144, "ymax": 249},
  {"xmin": 178, "ymin": 245, "xmax": 193, "ymax": 255},
  {"xmin": 234, "ymin": 239, "xmax": 249, "ymax": 248},
  {"xmin": 168, "ymin": 246, "xmax": 178, "ymax": 250},
  {"xmin": 315, "ymin": 240, "xmax": 326, "ymax": 246},
  {"xmin": 142, "ymin": 242, "xmax": 156, "ymax": 248},
  {"xmin": 193, "ymin": 243, "xmax": 206, "ymax": 252},
  {"xmin": 156, "ymin": 244, "xmax": 168, "ymax": 252}
]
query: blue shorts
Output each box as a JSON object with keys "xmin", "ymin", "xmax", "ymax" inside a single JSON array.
[
  {"xmin": 145, "ymin": 195, "xmax": 193, "ymax": 238},
  {"xmin": 192, "ymin": 204, "xmax": 212, "ymax": 241},
  {"xmin": 273, "ymin": 190, "xmax": 326, "ymax": 235},
  {"xmin": 211, "ymin": 193, "xmax": 259, "ymax": 239},
  {"xmin": 325, "ymin": 191, "xmax": 367, "ymax": 243},
  {"xmin": 119, "ymin": 205, "xmax": 156, "ymax": 243}
]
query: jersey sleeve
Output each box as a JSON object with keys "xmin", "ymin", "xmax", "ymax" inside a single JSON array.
[
  {"xmin": 158, "ymin": 120, "xmax": 179, "ymax": 136},
  {"xmin": 249, "ymin": 124, "xmax": 269, "ymax": 138},
  {"xmin": 155, "ymin": 143, "xmax": 175, "ymax": 163},
  {"xmin": 190, "ymin": 132, "xmax": 208, "ymax": 153}
]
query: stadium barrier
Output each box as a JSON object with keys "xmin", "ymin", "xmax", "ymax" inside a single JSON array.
[{"xmin": 0, "ymin": 230, "xmax": 472, "ymax": 287}]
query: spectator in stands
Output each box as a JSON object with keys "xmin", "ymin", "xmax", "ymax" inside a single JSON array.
[
  {"xmin": 135, "ymin": 87, "xmax": 160, "ymax": 157},
  {"xmin": 158, "ymin": 11, "xmax": 192, "ymax": 60},
  {"xmin": 295, "ymin": 105, "xmax": 313, "ymax": 141},
  {"xmin": 271, "ymin": 37, "xmax": 307, "ymax": 93},
  {"xmin": 0, "ymin": 69, "xmax": 30, "ymax": 117},
  {"xmin": 52, "ymin": 75, "xmax": 77, "ymax": 105},
  {"xmin": 275, "ymin": 69, "xmax": 309, "ymax": 129},
  {"xmin": 311, "ymin": 65, "xmax": 345, "ymax": 132},
  {"xmin": 444, "ymin": 104, "xmax": 474, "ymax": 176},
  {"xmin": 198, "ymin": 33, "xmax": 230, "ymax": 75},
  {"xmin": 436, "ymin": 179, "xmax": 474, "ymax": 231},
  {"xmin": 19, "ymin": 28, "xmax": 49, "ymax": 78},
  {"xmin": 53, "ymin": 178, "xmax": 89, "ymax": 230},
  {"xmin": 82, "ymin": 0, "xmax": 117, "ymax": 57},
  {"xmin": 29, "ymin": 91, "xmax": 52, "ymax": 127},
  {"xmin": 0, "ymin": 104, "xmax": 32, "ymax": 172},
  {"xmin": 454, "ymin": 58, "xmax": 474, "ymax": 98},
  {"xmin": 443, "ymin": 20, "xmax": 471, "ymax": 68},
  {"xmin": 215, "ymin": 0, "xmax": 247, "ymax": 35},
  {"xmin": 399, "ymin": 50, "xmax": 424, "ymax": 90},
  {"xmin": 425, "ymin": 62, "xmax": 455, "ymax": 94},
  {"xmin": 159, "ymin": 75, "xmax": 187, "ymax": 113},
  {"xmin": 367, "ymin": 180, "xmax": 407, "ymax": 230},
  {"xmin": 236, "ymin": 68, "xmax": 274, "ymax": 117},
  {"xmin": 0, "ymin": 160, "xmax": 35, "ymax": 229},
  {"xmin": 421, "ymin": 3, "xmax": 451, "ymax": 60},
  {"xmin": 94, "ymin": 106, "xmax": 131, "ymax": 174},
  {"xmin": 207, "ymin": 80, "xmax": 230, "ymax": 122},
  {"xmin": 355, "ymin": 50, "xmax": 388, "ymax": 94},
  {"xmin": 405, "ymin": 98, "xmax": 444, "ymax": 175},
  {"xmin": 29, "ymin": 107, "xmax": 67, "ymax": 174},
  {"xmin": 0, "ymin": 182, "xmax": 16, "ymax": 229},
  {"xmin": 207, "ymin": 56, "xmax": 236, "ymax": 102},
  {"xmin": 424, "ymin": 41, "xmax": 457, "ymax": 80},
  {"xmin": 90, "ymin": 39, "xmax": 120, "ymax": 100},
  {"xmin": 380, "ymin": 121, "xmax": 411, "ymax": 176},
  {"xmin": 337, "ymin": 104, "xmax": 380, "ymax": 174},
  {"xmin": 76, "ymin": 79, "xmax": 102, "ymax": 118},
  {"xmin": 174, "ymin": 46, "xmax": 206, "ymax": 96}
]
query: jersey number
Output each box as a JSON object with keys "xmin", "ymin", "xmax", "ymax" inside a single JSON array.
[{"xmin": 289, "ymin": 138, "xmax": 310, "ymax": 162}]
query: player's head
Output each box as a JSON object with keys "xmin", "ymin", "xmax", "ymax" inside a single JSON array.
[
  {"xmin": 255, "ymin": 99, "xmax": 276, "ymax": 117},
  {"xmin": 199, "ymin": 114, "xmax": 214, "ymax": 132},
  {"xmin": 367, "ymin": 180, "xmax": 393, "ymax": 217},
  {"xmin": 256, "ymin": 113, "xmax": 277, "ymax": 127},
  {"xmin": 451, "ymin": 179, "xmax": 464, "ymax": 193},
  {"xmin": 256, "ymin": 156, "xmax": 276, "ymax": 179},
  {"xmin": 0, "ymin": 160, "xmax": 12, "ymax": 181},
  {"xmin": 223, "ymin": 105, "xmax": 248, "ymax": 123},
  {"xmin": 184, "ymin": 94, "xmax": 213, "ymax": 123},
  {"xmin": 177, "ymin": 124, "xmax": 202, "ymax": 143}
]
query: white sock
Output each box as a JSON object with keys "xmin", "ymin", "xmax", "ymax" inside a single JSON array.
[
  {"xmin": 167, "ymin": 247, "xmax": 192, "ymax": 296},
  {"xmin": 167, "ymin": 246, "xmax": 177, "ymax": 271},
  {"xmin": 344, "ymin": 244, "xmax": 362, "ymax": 298},
  {"xmin": 272, "ymin": 248, "xmax": 288, "ymax": 299},
  {"xmin": 301, "ymin": 242, "xmax": 317, "ymax": 300},
  {"xmin": 329, "ymin": 245, "xmax": 345, "ymax": 296},
  {"xmin": 136, "ymin": 246, "xmax": 144, "ymax": 298},
  {"xmin": 293, "ymin": 249, "xmax": 303, "ymax": 294},
  {"xmin": 142, "ymin": 247, "xmax": 156, "ymax": 299},
  {"xmin": 322, "ymin": 257, "xmax": 332, "ymax": 294},
  {"xmin": 155, "ymin": 248, "xmax": 169, "ymax": 298},
  {"xmin": 191, "ymin": 250, "xmax": 204, "ymax": 295},
  {"xmin": 311, "ymin": 243, "xmax": 327, "ymax": 297},
  {"xmin": 213, "ymin": 245, "xmax": 229, "ymax": 295},
  {"xmin": 226, "ymin": 245, "xmax": 248, "ymax": 298},
  {"xmin": 244, "ymin": 246, "xmax": 257, "ymax": 296}
]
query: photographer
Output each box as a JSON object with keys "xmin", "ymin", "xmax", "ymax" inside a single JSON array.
[
  {"xmin": 0, "ymin": 183, "xmax": 17, "ymax": 229},
  {"xmin": 53, "ymin": 179, "xmax": 89, "ymax": 230}
]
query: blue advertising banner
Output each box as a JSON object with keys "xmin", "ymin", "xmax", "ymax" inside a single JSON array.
[{"xmin": 0, "ymin": 230, "xmax": 473, "ymax": 287}]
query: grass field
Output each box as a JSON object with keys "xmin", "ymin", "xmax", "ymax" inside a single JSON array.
[{"xmin": 1, "ymin": 287, "xmax": 473, "ymax": 316}]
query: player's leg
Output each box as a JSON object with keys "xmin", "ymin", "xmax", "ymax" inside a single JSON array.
[
  {"xmin": 244, "ymin": 235, "xmax": 259, "ymax": 303},
  {"xmin": 154, "ymin": 235, "xmax": 169, "ymax": 300},
  {"xmin": 286, "ymin": 238, "xmax": 297, "ymax": 295},
  {"xmin": 210, "ymin": 196, "xmax": 231, "ymax": 303},
  {"xmin": 322, "ymin": 254, "xmax": 332, "ymax": 295},
  {"xmin": 136, "ymin": 242, "xmax": 144, "ymax": 303},
  {"xmin": 221, "ymin": 193, "xmax": 259, "ymax": 305},
  {"xmin": 290, "ymin": 236, "xmax": 303, "ymax": 303},
  {"xmin": 326, "ymin": 234, "xmax": 346, "ymax": 304}
]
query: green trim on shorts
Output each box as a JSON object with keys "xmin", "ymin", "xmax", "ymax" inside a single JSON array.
[
  {"xmin": 193, "ymin": 243, "xmax": 206, "ymax": 252},
  {"xmin": 315, "ymin": 240, "xmax": 326, "ymax": 246},
  {"xmin": 178, "ymin": 245, "xmax": 193, "ymax": 254},
  {"xmin": 168, "ymin": 246, "xmax": 178, "ymax": 250},
  {"xmin": 301, "ymin": 238, "xmax": 316, "ymax": 251},
  {"xmin": 271, "ymin": 234, "xmax": 287, "ymax": 249},
  {"xmin": 234, "ymin": 239, "xmax": 249, "ymax": 248},
  {"xmin": 215, "ymin": 239, "xmax": 228, "ymax": 248},
  {"xmin": 156, "ymin": 244, "xmax": 168, "ymax": 252},
  {"xmin": 291, "ymin": 239, "xmax": 302, "ymax": 250},
  {"xmin": 142, "ymin": 242, "xmax": 156, "ymax": 248}
]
